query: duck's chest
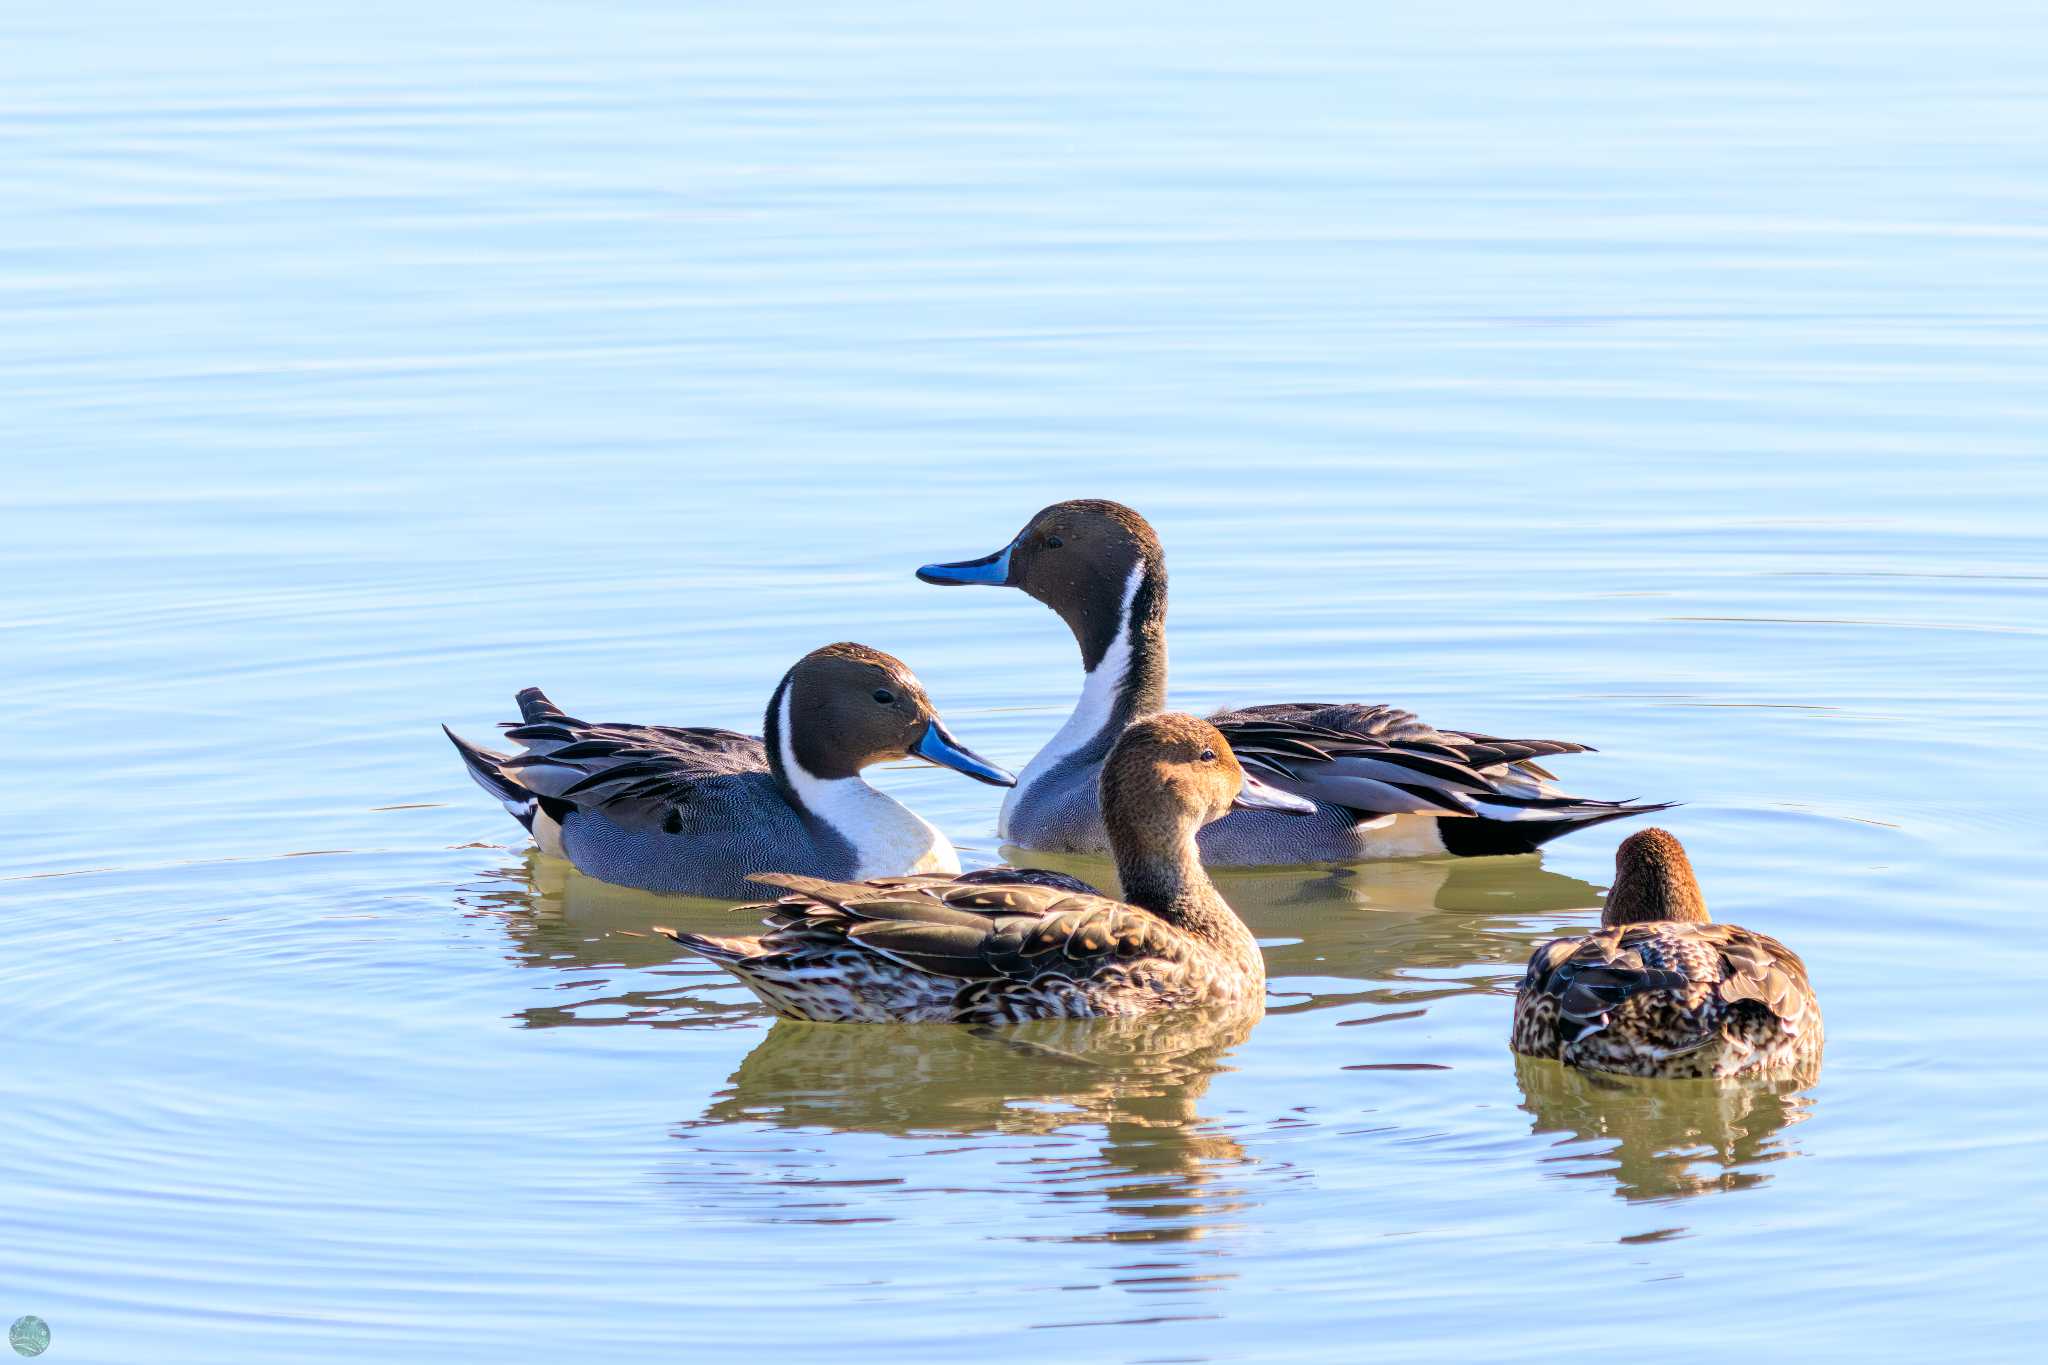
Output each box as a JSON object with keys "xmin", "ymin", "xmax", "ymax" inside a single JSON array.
[
  {"xmin": 999, "ymin": 758, "xmax": 1109, "ymax": 850},
  {"xmin": 803, "ymin": 779, "xmax": 961, "ymax": 879}
]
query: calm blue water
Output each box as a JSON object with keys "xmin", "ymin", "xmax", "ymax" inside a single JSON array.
[{"xmin": 4, "ymin": 3, "xmax": 2047, "ymax": 1360}]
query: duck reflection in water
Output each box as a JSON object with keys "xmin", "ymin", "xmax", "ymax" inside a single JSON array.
[
  {"xmin": 463, "ymin": 844, "xmax": 1607, "ymax": 1029},
  {"xmin": 1004, "ymin": 846, "xmax": 1606, "ymax": 1017},
  {"xmin": 672, "ymin": 1005, "xmax": 1268, "ymax": 1252},
  {"xmin": 1514, "ymin": 1054, "xmax": 1820, "ymax": 1203},
  {"xmin": 461, "ymin": 851, "xmax": 774, "ymax": 1029}
]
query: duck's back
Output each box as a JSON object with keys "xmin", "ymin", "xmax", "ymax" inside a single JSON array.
[
  {"xmin": 1512, "ymin": 921, "xmax": 1822, "ymax": 1079},
  {"xmin": 502, "ymin": 706, "xmax": 861, "ymax": 899},
  {"xmin": 673, "ymin": 869, "xmax": 1257, "ymax": 1023}
]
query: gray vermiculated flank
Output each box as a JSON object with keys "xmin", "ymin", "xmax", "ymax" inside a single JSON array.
[{"xmin": 449, "ymin": 683, "xmax": 860, "ymax": 900}]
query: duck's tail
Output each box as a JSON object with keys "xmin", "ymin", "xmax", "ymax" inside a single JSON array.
[
  {"xmin": 443, "ymin": 725, "xmax": 541, "ymax": 832},
  {"xmin": 513, "ymin": 686, "xmax": 569, "ymax": 725},
  {"xmin": 494, "ymin": 686, "xmax": 587, "ymax": 757},
  {"xmin": 659, "ymin": 928, "xmax": 857, "ymax": 1021},
  {"xmin": 1439, "ymin": 797, "xmax": 1677, "ymax": 857},
  {"xmin": 656, "ymin": 926, "xmax": 768, "ymax": 963}
]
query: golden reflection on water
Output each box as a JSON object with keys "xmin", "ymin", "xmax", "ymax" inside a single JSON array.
[
  {"xmin": 1514, "ymin": 1055, "xmax": 1819, "ymax": 1205},
  {"xmin": 661, "ymin": 1005, "xmax": 1270, "ymax": 1328},
  {"xmin": 463, "ymin": 851, "xmax": 762, "ymax": 1029},
  {"xmin": 462, "ymin": 847, "xmax": 1817, "ymax": 1232},
  {"xmin": 679, "ymin": 1009, "xmax": 1265, "ymax": 1242},
  {"xmin": 994, "ymin": 847, "xmax": 1604, "ymax": 1016},
  {"xmin": 462, "ymin": 847, "xmax": 1605, "ymax": 1027}
]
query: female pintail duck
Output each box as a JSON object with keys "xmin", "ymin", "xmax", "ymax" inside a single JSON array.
[
  {"xmin": 1511, "ymin": 828, "xmax": 1822, "ymax": 1079},
  {"xmin": 660, "ymin": 713, "xmax": 1315, "ymax": 1023},
  {"xmin": 443, "ymin": 642, "xmax": 1015, "ymax": 900},
  {"xmin": 917, "ymin": 499, "xmax": 1669, "ymax": 864}
]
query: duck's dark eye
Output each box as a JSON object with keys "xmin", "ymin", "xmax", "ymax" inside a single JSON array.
[
  {"xmin": 1045, "ymin": 535, "xmax": 1064, "ymax": 549},
  {"xmin": 1200, "ymin": 747, "xmax": 1217, "ymax": 762},
  {"xmin": 873, "ymin": 689, "xmax": 895, "ymax": 705}
]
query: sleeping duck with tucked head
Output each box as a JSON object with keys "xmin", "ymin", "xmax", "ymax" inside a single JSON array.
[
  {"xmin": 443, "ymin": 642, "xmax": 1015, "ymax": 900},
  {"xmin": 917, "ymin": 498, "xmax": 1671, "ymax": 864},
  {"xmin": 660, "ymin": 713, "xmax": 1314, "ymax": 1024},
  {"xmin": 1511, "ymin": 828, "xmax": 1822, "ymax": 1079}
]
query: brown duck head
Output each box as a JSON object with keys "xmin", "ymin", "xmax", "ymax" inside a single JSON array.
[
  {"xmin": 766, "ymin": 642, "xmax": 1014, "ymax": 788},
  {"xmin": 1601, "ymin": 827, "xmax": 1711, "ymax": 927},
  {"xmin": 916, "ymin": 499, "xmax": 1167, "ymax": 673},
  {"xmin": 1099, "ymin": 714, "xmax": 1312, "ymax": 893}
]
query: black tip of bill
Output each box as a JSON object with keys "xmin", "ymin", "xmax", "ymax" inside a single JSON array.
[{"xmin": 913, "ymin": 719, "xmax": 1017, "ymax": 788}]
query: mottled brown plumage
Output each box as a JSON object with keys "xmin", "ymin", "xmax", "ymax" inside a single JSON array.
[
  {"xmin": 1511, "ymin": 828, "xmax": 1822, "ymax": 1078},
  {"xmin": 661, "ymin": 714, "xmax": 1311, "ymax": 1023}
]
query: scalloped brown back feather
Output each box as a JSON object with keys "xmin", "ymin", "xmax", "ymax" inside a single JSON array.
[
  {"xmin": 1512, "ymin": 918, "xmax": 1821, "ymax": 1078},
  {"xmin": 1513, "ymin": 830, "xmax": 1822, "ymax": 1076}
]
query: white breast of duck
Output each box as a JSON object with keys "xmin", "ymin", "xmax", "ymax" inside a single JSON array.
[{"xmin": 775, "ymin": 684, "xmax": 961, "ymax": 879}]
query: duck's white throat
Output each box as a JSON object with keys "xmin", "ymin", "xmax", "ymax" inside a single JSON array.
[
  {"xmin": 1000, "ymin": 559, "xmax": 1151, "ymax": 838},
  {"xmin": 775, "ymin": 687, "xmax": 959, "ymax": 878}
]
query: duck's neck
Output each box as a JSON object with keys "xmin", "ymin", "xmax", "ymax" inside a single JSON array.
[
  {"xmin": 765, "ymin": 677, "xmax": 950, "ymax": 877},
  {"xmin": 1115, "ymin": 825, "xmax": 1259, "ymax": 963},
  {"xmin": 1011, "ymin": 560, "xmax": 1169, "ymax": 809},
  {"xmin": 1601, "ymin": 863, "xmax": 1710, "ymax": 927}
]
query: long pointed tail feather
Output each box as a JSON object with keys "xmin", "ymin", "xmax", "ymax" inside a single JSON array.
[
  {"xmin": 443, "ymin": 725, "xmax": 540, "ymax": 831},
  {"xmin": 1440, "ymin": 799, "xmax": 1678, "ymax": 857},
  {"xmin": 656, "ymin": 926, "xmax": 767, "ymax": 962}
]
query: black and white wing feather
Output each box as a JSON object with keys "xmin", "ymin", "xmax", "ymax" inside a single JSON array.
[
  {"xmin": 1212, "ymin": 701, "xmax": 1666, "ymax": 842},
  {"xmin": 452, "ymin": 686, "xmax": 771, "ymax": 832}
]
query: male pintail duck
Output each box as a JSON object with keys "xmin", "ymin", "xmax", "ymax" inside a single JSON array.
[
  {"xmin": 917, "ymin": 498, "xmax": 1670, "ymax": 864},
  {"xmin": 1511, "ymin": 828, "xmax": 1822, "ymax": 1078},
  {"xmin": 444, "ymin": 642, "xmax": 1015, "ymax": 900},
  {"xmin": 660, "ymin": 713, "xmax": 1314, "ymax": 1023}
]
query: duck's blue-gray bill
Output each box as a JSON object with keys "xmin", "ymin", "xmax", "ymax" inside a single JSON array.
[
  {"xmin": 1233, "ymin": 771, "xmax": 1317, "ymax": 814},
  {"xmin": 915, "ymin": 543, "xmax": 1013, "ymax": 587},
  {"xmin": 912, "ymin": 719, "xmax": 1017, "ymax": 787}
]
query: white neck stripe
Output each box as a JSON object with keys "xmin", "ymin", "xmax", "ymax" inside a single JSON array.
[
  {"xmin": 776, "ymin": 685, "xmax": 958, "ymax": 879},
  {"xmin": 1002, "ymin": 559, "xmax": 1149, "ymax": 834}
]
